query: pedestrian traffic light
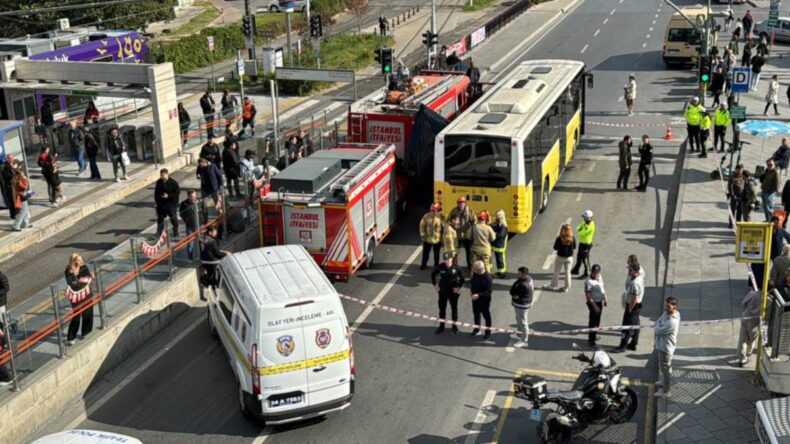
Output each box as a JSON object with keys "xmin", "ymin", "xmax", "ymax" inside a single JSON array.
[
  {"xmin": 431, "ymin": 32, "xmax": 439, "ymax": 46},
  {"xmin": 310, "ymin": 15, "xmax": 323, "ymax": 38},
  {"xmin": 381, "ymin": 47, "xmax": 393, "ymax": 74},
  {"xmin": 242, "ymin": 15, "xmax": 253, "ymax": 37},
  {"xmin": 422, "ymin": 31, "xmax": 434, "ymax": 48},
  {"xmin": 699, "ymin": 55, "xmax": 712, "ymax": 84}
]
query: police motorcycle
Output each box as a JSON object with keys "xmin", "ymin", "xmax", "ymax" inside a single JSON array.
[{"xmin": 512, "ymin": 343, "xmax": 638, "ymax": 443}]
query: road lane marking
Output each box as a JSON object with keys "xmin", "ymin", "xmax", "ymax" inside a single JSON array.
[
  {"xmin": 603, "ymin": 18, "xmax": 609, "ymax": 24},
  {"xmin": 594, "ymin": 29, "xmax": 600, "ymax": 37},
  {"xmin": 580, "ymin": 44, "xmax": 589, "ymax": 54},
  {"xmin": 252, "ymin": 431, "xmax": 271, "ymax": 444},
  {"xmin": 619, "ymin": 0, "xmax": 623, "ymax": 3},
  {"xmin": 696, "ymin": 383, "xmax": 722, "ymax": 404},
  {"xmin": 646, "ymin": 34, "xmax": 650, "ymax": 39},
  {"xmin": 65, "ymin": 314, "xmax": 205, "ymax": 430},
  {"xmin": 505, "ymin": 345, "xmax": 515, "ymax": 352},
  {"xmin": 565, "ymin": 217, "xmax": 572, "ymax": 225},
  {"xmin": 588, "ymin": 161, "xmax": 596, "ymax": 172},
  {"xmin": 350, "ymin": 247, "xmax": 422, "ymax": 332},
  {"xmin": 492, "ymin": 379, "xmax": 515, "ymax": 444},
  {"xmin": 610, "ymin": 8, "xmax": 616, "ymax": 15},
  {"xmin": 542, "ymin": 253, "xmax": 556, "ymax": 270},
  {"xmin": 575, "ymin": 191, "xmax": 583, "ymax": 202},
  {"xmin": 642, "ymin": 42, "xmax": 647, "ymax": 48},
  {"xmin": 618, "ymin": 96, "xmax": 624, "ymax": 102},
  {"xmin": 655, "ymin": 13, "xmax": 659, "ymax": 18},
  {"xmin": 649, "ymin": 27, "xmax": 654, "ymax": 31},
  {"xmin": 652, "ymin": 20, "xmax": 656, "ymax": 25},
  {"xmin": 464, "ymin": 389, "xmax": 498, "ymax": 444}
]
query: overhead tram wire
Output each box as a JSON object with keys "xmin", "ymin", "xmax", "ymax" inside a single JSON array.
[{"xmin": 0, "ymin": 0, "xmax": 146, "ymax": 17}]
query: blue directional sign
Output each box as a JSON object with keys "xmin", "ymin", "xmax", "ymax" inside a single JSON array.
[{"xmin": 731, "ymin": 67, "xmax": 750, "ymax": 94}]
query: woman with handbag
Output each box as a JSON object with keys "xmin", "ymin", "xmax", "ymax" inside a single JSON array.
[
  {"xmin": 11, "ymin": 162, "xmax": 31, "ymax": 231},
  {"xmin": 469, "ymin": 261, "xmax": 494, "ymax": 340},
  {"xmin": 105, "ymin": 127, "xmax": 129, "ymax": 182},
  {"xmin": 64, "ymin": 253, "xmax": 94, "ymax": 345}
]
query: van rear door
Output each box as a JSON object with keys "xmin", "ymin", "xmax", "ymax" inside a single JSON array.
[
  {"xmin": 302, "ymin": 298, "xmax": 352, "ymax": 407},
  {"xmin": 258, "ymin": 305, "xmax": 310, "ymax": 413}
]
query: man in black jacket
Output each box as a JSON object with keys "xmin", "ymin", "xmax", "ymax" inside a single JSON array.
[
  {"xmin": 179, "ymin": 190, "xmax": 200, "ymax": 260},
  {"xmin": 197, "ymin": 157, "xmax": 223, "ymax": 204},
  {"xmin": 200, "ymin": 90, "xmax": 216, "ymax": 138},
  {"xmin": 83, "ymin": 127, "xmax": 102, "ymax": 180},
  {"xmin": 155, "ymin": 168, "xmax": 180, "ymax": 236},
  {"xmin": 199, "ymin": 136, "xmax": 221, "ymax": 168},
  {"xmin": 222, "ymin": 142, "xmax": 241, "ymax": 198},
  {"xmin": 431, "ymin": 252, "xmax": 465, "ymax": 334},
  {"xmin": 510, "ymin": 266, "xmax": 533, "ymax": 348},
  {"xmin": 200, "ymin": 225, "xmax": 231, "ymax": 290},
  {"xmin": 0, "ymin": 156, "xmax": 17, "ymax": 219},
  {"xmin": 105, "ymin": 127, "xmax": 127, "ymax": 182}
]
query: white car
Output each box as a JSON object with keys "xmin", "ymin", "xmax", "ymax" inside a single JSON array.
[
  {"xmin": 753, "ymin": 18, "xmax": 790, "ymax": 43},
  {"xmin": 266, "ymin": 0, "xmax": 307, "ymax": 13}
]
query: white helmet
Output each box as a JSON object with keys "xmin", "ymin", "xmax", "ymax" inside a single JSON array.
[
  {"xmin": 582, "ymin": 210, "xmax": 593, "ymax": 220},
  {"xmin": 591, "ymin": 350, "xmax": 612, "ymax": 369}
]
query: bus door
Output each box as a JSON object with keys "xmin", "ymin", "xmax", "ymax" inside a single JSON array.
[
  {"xmin": 527, "ymin": 127, "xmax": 542, "ymax": 220},
  {"xmin": 555, "ymin": 97, "xmax": 568, "ymax": 170}
]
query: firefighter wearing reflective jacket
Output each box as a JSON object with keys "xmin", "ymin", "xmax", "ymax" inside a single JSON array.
[
  {"xmin": 449, "ymin": 197, "xmax": 477, "ymax": 268},
  {"xmin": 467, "ymin": 211, "xmax": 496, "ymax": 272},
  {"xmin": 420, "ymin": 203, "xmax": 444, "ymax": 270},
  {"xmin": 443, "ymin": 213, "xmax": 460, "ymax": 264},
  {"xmin": 491, "ymin": 210, "xmax": 509, "ymax": 278}
]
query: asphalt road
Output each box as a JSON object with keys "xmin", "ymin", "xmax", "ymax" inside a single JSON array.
[{"xmin": 32, "ymin": 0, "xmax": 718, "ymax": 442}]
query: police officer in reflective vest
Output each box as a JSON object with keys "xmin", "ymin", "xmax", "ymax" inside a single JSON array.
[
  {"xmin": 684, "ymin": 96, "xmax": 704, "ymax": 152},
  {"xmin": 468, "ymin": 211, "xmax": 496, "ymax": 272},
  {"xmin": 449, "ymin": 196, "xmax": 477, "ymax": 268},
  {"xmin": 491, "ymin": 209, "xmax": 509, "ymax": 278},
  {"xmin": 572, "ymin": 210, "xmax": 596, "ymax": 279},
  {"xmin": 241, "ymin": 97, "xmax": 257, "ymax": 136},
  {"xmin": 419, "ymin": 203, "xmax": 444, "ymax": 270},
  {"xmin": 714, "ymin": 103, "xmax": 732, "ymax": 153},
  {"xmin": 431, "ymin": 252, "xmax": 465, "ymax": 334},
  {"xmin": 698, "ymin": 110, "xmax": 712, "ymax": 158}
]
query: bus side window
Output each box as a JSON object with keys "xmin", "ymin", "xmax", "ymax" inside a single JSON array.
[{"xmin": 218, "ymin": 283, "xmax": 235, "ymax": 324}]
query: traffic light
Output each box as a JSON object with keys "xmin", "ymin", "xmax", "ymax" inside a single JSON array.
[
  {"xmin": 381, "ymin": 47, "xmax": 393, "ymax": 74},
  {"xmin": 699, "ymin": 55, "xmax": 712, "ymax": 84},
  {"xmin": 431, "ymin": 32, "xmax": 439, "ymax": 46},
  {"xmin": 242, "ymin": 15, "xmax": 253, "ymax": 37},
  {"xmin": 422, "ymin": 31, "xmax": 434, "ymax": 48},
  {"xmin": 310, "ymin": 15, "xmax": 323, "ymax": 38}
]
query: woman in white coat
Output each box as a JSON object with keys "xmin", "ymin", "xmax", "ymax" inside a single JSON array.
[{"xmin": 764, "ymin": 74, "xmax": 781, "ymax": 116}]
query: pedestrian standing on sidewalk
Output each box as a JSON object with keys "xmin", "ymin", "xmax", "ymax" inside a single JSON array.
[
  {"xmin": 751, "ymin": 53, "xmax": 765, "ymax": 91},
  {"xmin": 584, "ymin": 264, "xmax": 607, "ymax": 347},
  {"xmin": 765, "ymin": 75, "xmax": 781, "ymax": 116},
  {"xmin": 636, "ymin": 135, "xmax": 653, "ymax": 191},
  {"xmin": 757, "ymin": 35, "xmax": 770, "ymax": 57},
  {"xmin": 431, "ymin": 252, "xmax": 464, "ymax": 335},
  {"xmin": 469, "ymin": 211, "xmax": 496, "ymax": 272},
  {"xmin": 155, "ymin": 168, "xmax": 180, "ymax": 237},
  {"xmin": 11, "ymin": 162, "xmax": 31, "ymax": 231},
  {"xmin": 106, "ymin": 127, "xmax": 128, "ymax": 182},
  {"xmin": 728, "ymin": 36, "xmax": 739, "ymax": 58},
  {"xmin": 728, "ymin": 164, "xmax": 746, "ymax": 227},
  {"xmin": 379, "ymin": 14, "xmax": 388, "ymax": 37},
  {"xmin": 220, "ymin": 90, "xmax": 237, "ymax": 130},
  {"xmin": 612, "ymin": 262, "xmax": 645, "ymax": 353},
  {"xmin": 466, "ymin": 59, "xmax": 482, "ymax": 98},
  {"xmin": 760, "ymin": 159, "xmax": 780, "ymax": 221},
  {"xmin": 178, "ymin": 102, "xmax": 191, "ymax": 147},
  {"xmin": 736, "ymin": 287, "xmax": 763, "ymax": 367},
  {"xmin": 0, "ymin": 268, "xmax": 8, "ymax": 316},
  {"xmin": 711, "ymin": 66, "xmax": 725, "ymax": 107},
  {"xmin": 83, "ymin": 100, "xmax": 99, "ymax": 125},
  {"xmin": 200, "ymin": 90, "xmax": 216, "ymax": 138},
  {"xmin": 83, "ymin": 127, "xmax": 101, "ymax": 180},
  {"xmin": 742, "ymin": 169, "xmax": 757, "ymax": 222},
  {"xmin": 743, "ymin": 10, "xmax": 754, "ymax": 40},
  {"xmin": 0, "ymin": 155, "xmax": 16, "ymax": 220},
  {"xmin": 684, "ymin": 97, "xmax": 704, "ymax": 153},
  {"xmin": 68, "ymin": 121, "xmax": 85, "ymax": 176},
  {"xmin": 38, "ymin": 146, "xmax": 54, "ymax": 202},
  {"xmin": 725, "ymin": 6, "xmax": 734, "ymax": 31},
  {"xmin": 200, "ymin": 225, "xmax": 231, "ymax": 290},
  {"xmin": 771, "ymin": 138, "xmax": 790, "ymax": 176},
  {"xmin": 772, "ymin": 244, "xmax": 790, "ymax": 283},
  {"xmin": 572, "ymin": 210, "xmax": 595, "ymax": 278},
  {"xmin": 200, "ymin": 135, "xmax": 221, "ymax": 168},
  {"xmin": 240, "ymin": 97, "xmax": 257, "ymax": 137},
  {"xmin": 222, "ymin": 141, "xmax": 242, "ymax": 199},
  {"xmin": 64, "ymin": 253, "xmax": 94, "ymax": 345},
  {"xmin": 624, "ymin": 75, "xmax": 636, "ymax": 116},
  {"xmin": 42, "ymin": 155, "xmax": 63, "ymax": 206},
  {"xmin": 545, "ymin": 224, "xmax": 576, "ymax": 292},
  {"xmin": 179, "ymin": 190, "xmax": 199, "ymax": 260},
  {"xmin": 714, "ymin": 104, "xmax": 731, "ymax": 153},
  {"xmin": 469, "ymin": 260, "xmax": 494, "ymax": 340},
  {"xmin": 698, "ymin": 110, "xmax": 712, "ymax": 157},
  {"xmin": 449, "ymin": 197, "xmax": 476, "ymax": 268},
  {"xmin": 724, "ymin": 48, "xmax": 737, "ymax": 76},
  {"xmin": 510, "ymin": 266, "xmax": 533, "ymax": 349},
  {"xmin": 419, "ymin": 203, "xmax": 444, "ymax": 270},
  {"xmin": 653, "ymin": 297, "xmax": 680, "ymax": 398},
  {"xmin": 742, "ymin": 40, "xmax": 752, "ymax": 68},
  {"xmin": 491, "ymin": 210, "xmax": 508, "ymax": 278},
  {"xmin": 734, "ymin": 18, "xmax": 743, "ymax": 43},
  {"xmin": 443, "ymin": 214, "xmax": 460, "ymax": 265},
  {"xmin": 196, "ymin": 157, "xmax": 223, "ymax": 206},
  {"xmin": 787, "ymin": 83, "xmax": 790, "ymax": 111},
  {"xmin": 617, "ymin": 135, "xmax": 633, "ymax": 190}
]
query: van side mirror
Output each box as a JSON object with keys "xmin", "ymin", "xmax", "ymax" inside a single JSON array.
[{"xmin": 586, "ymin": 73, "xmax": 594, "ymax": 89}]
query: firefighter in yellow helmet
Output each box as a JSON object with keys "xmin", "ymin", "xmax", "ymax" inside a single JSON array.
[
  {"xmin": 419, "ymin": 203, "xmax": 444, "ymax": 270},
  {"xmin": 449, "ymin": 196, "xmax": 476, "ymax": 267},
  {"xmin": 467, "ymin": 211, "xmax": 496, "ymax": 272},
  {"xmin": 443, "ymin": 212, "xmax": 460, "ymax": 264}
]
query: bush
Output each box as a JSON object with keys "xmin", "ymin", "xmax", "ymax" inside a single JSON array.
[{"xmin": 151, "ymin": 25, "xmax": 245, "ymax": 73}]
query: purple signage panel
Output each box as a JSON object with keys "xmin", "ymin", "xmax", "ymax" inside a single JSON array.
[{"xmin": 30, "ymin": 32, "xmax": 148, "ymax": 63}]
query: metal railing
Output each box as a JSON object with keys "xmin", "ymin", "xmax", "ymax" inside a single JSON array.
[{"xmin": 0, "ymin": 184, "xmax": 257, "ymax": 393}]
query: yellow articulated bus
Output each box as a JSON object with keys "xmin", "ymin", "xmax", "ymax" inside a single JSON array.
[{"xmin": 434, "ymin": 59, "xmax": 588, "ymax": 234}]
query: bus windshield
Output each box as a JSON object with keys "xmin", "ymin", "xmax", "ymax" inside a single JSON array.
[{"xmin": 444, "ymin": 136, "xmax": 511, "ymax": 188}]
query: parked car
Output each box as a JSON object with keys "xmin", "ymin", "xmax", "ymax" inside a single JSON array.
[
  {"xmin": 266, "ymin": 0, "xmax": 307, "ymax": 13},
  {"xmin": 753, "ymin": 18, "xmax": 790, "ymax": 43}
]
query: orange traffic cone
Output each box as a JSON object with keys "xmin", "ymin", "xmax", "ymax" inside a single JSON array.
[{"xmin": 664, "ymin": 125, "xmax": 674, "ymax": 141}]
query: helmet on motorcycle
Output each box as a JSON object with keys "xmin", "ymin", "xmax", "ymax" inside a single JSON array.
[{"xmin": 591, "ymin": 350, "xmax": 612, "ymax": 369}]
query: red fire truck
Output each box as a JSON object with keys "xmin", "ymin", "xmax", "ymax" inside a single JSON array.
[
  {"xmin": 259, "ymin": 143, "xmax": 396, "ymax": 281},
  {"xmin": 347, "ymin": 72, "xmax": 473, "ymax": 208}
]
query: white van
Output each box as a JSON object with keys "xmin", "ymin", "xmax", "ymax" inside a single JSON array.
[{"xmin": 207, "ymin": 245, "xmax": 354, "ymax": 424}]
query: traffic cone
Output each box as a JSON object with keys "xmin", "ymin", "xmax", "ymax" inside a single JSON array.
[{"xmin": 664, "ymin": 125, "xmax": 674, "ymax": 141}]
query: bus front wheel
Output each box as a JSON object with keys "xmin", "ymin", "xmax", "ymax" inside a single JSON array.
[{"xmin": 539, "ymin": 179, "xmax": 549, "ymax": 213}]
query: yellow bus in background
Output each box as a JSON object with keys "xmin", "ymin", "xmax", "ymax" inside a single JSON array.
[{"xmin": 433, "ymin": 59, "xmax": 587, "ymax": 234}]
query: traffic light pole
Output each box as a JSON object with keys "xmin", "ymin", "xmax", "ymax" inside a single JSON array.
[
  {"xmin": 430, "ymin": 0, "xmax": 437, "ymax": 66},
  {"xmin": 244, "ymin": 0, "xmax": 255, "ymax": 60}
]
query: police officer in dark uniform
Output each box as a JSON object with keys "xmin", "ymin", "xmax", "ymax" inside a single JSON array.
[{"xmin": 431, "ymin": 252, "xmax": 466, "ymax": 334}]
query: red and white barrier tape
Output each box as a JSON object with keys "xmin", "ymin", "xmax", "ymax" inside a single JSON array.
[
  {"xmin": 139, "ymin": 232, "xmax": 168, "ymax": 258},
  {"xmin": 339, "ymin": 294, "xmax": 757, "ymax": 337},
  {"xmin": 585, "ymin": 120, "xmax": 685, "ymax": 129}
]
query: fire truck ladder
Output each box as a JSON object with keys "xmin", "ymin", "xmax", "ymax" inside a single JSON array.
[
  {"xmin": 349, "ymin": 113, "xmax": 364, "ymax": 140},
  {"xmin": 331, "ymin": 145, "xmax": 395, "ymax": 193},
  {"xmin": 401, "ymin": 75, "xmax": 457, "ymax": 109}
]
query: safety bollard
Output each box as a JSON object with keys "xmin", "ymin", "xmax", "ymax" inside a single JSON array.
[
  {"xmin": 391, "ymin": 19, "xmax": 395, "ymax": 29},
  {"xmin": 93, "ymin": 262, "xmax": 107, "ymax": 329},
  {"xmin": 129, "ymin": 238, "xmax": 144, "ymax": 303},
  {"xmin": 164, "ymin": 220, "xmax": 175, "ymax": 281},
  {"xmin": 334, "ymin": 121, "xmax": 340, "ymax": 142},
  {"xmin": 1, "ymin": 310, "xmax": 20, "ymax": 391},
  {"xmin": 416, "ymin": 5, "xmax": 420, "ymax": 13},
  {"xmin": 397, "ymin": 16, "xmax": 400, "ymax": 25},
  {"xmin": 50, "ymin": 285, "xmax": 66, "ymax": 358}
]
